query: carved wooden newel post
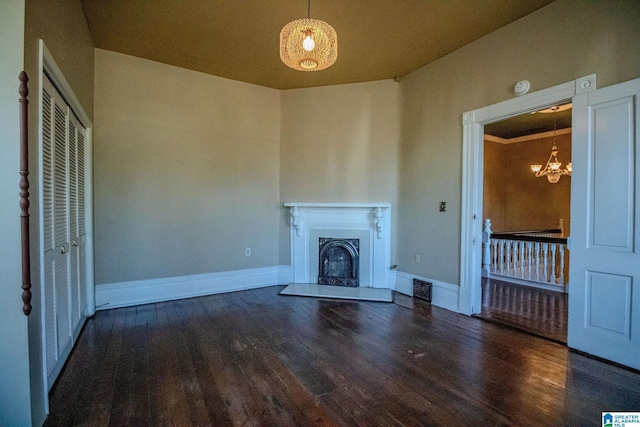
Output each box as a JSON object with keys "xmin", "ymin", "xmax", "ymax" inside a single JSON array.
[{"xmin": 19, "ymin": 71, "xmax": 32, "ymax": 315}]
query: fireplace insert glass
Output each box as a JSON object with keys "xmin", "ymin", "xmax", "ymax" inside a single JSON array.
[{"xmin": 318, "ymin": 238, "xmax": 359, "ymax": 287}]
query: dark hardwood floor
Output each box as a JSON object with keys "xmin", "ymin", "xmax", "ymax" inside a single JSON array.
[
  {"xmin": 46, "ymin": 286, "xmax": 639, "ymax": 426},
  {"xmin": 478, "ymin": 277, "xmax": 568, "ymax": 343}
]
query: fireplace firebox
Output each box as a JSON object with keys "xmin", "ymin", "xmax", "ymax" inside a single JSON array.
[{"xmin": 318, "ymin": 238, "xmax": 359, "ymax": 287}]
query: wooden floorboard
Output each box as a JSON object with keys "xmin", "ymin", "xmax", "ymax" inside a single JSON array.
[
  {"xmin": 479, "ymin": 277, "xmax": 568, "ymax": 343},
  {"xmin": 46, "ymin": 285, "xmax": 639, "ymax": 426}
]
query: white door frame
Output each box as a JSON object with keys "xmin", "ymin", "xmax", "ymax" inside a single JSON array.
[{"xmin": 458, "ymin": 74, "xmax": 597, "ymax": 315}]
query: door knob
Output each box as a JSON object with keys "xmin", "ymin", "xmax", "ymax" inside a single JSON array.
[
  {"xmin": 72, "ymin": 240, "xmax": 78, "ymax": 247},
  {"xmin": 60, "ymin": 246, "xmax": 66, "ymax": 254}
]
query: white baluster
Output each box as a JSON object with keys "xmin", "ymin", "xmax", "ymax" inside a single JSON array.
[
  {"xmin": 499, "ymin": 240, "xmax": 505, "ymax": 275},
  {"xmin": 526, "ymin": 241, "xmax": 533, "ymax": 280},
  {"xmin": 542, "ymin": 243, "xmax": 549, "ymax": 283},
  {"xmin": 506, "ymin": 241, "xmax": 513, "ymax": 276},
  {"xmin": 492, "ymin": 239, "xmax": 498, "ymax": 273},
  {"xmin": 519, "ymin": 241, "xmax": 525, "ymax": 279},
  {"xmin": 512, "ymin": 240, "xmax": 517, "ymax": 278},
  {"xmin": 559, "ymin": 245, "xmax": 565, "ymax": 286},
  {"xmin": 534, "ymin": 242, "xmax": 541, "ymax": 282},
  {"xmin": 550, "ymin": 243, "xmax": 557, "ymax": 285}
]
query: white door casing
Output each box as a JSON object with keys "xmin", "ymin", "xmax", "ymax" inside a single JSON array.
[
  {"xmin": 459, "ymin": 75, "xmax": 596, "ymax": 315},
  {"xmin": 568, "ymin": 78, "xmax": 640, "ymax": 370}
]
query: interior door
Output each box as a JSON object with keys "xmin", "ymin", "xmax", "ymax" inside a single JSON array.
[
  {"xmin": 42, "ymin": 74, "xmax": 88, "ymax": 389},
  {"xmin": 42, "ymin": 75, "xmax": 72, "ymax": 384},
  {"xmin": 568, "ymin": 78, "xmax": 640, "ymax": 370}
]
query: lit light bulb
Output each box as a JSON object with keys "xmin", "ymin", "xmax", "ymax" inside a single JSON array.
[{"xmin": 303, "ymin": 35, "xmax": 315, "ymax": 51}]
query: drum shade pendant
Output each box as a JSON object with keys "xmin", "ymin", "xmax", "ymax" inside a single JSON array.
[{"xmin": 280, "ymin": 0, "xmax": 337, "ymax": 71}]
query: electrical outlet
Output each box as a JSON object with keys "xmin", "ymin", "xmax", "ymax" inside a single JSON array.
[
  {"xmin": 245, "ymin": 248, "xmax": 251, "ymax": 256},
  {"xmin": 415, "ymin": 253, "xmax": 421, "ymax": 263}
]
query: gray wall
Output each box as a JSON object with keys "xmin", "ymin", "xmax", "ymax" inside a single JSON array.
[
  {"xmin": 94, "ymin": 50, "xmax": 281, "ymax": 284},
  {"xmin": 0, "ymin": 3, "xmax": 32, "ymax": 425},
  {"xmin": 398, "ymin": 0, "xmax": 640, "ymax": 285},
  {"xmin": 279, "ymin": 81, "xmax": 401, "ymax": 267}
]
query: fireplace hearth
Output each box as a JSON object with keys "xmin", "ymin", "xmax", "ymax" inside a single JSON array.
[{"xmin": 318, "ymin": 238, "xmax": 359, "ymax": 287}]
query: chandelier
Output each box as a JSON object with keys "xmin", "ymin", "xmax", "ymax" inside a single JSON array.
[
  {"xmin": 280, "ymin": 0, "xmax": 337, "ymax": 71},
  {"xmin": 530, "ymin": 106, "xmax": 572, "ymax": 184}
]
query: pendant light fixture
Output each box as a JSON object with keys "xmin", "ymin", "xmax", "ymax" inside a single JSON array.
[
  {"xmin": 280, "ymin": 0, "xmax": 338, "ymax": 71},
  {"xmin": 530, "ymin": 106, "xmax": 572, "ymax": 184}
]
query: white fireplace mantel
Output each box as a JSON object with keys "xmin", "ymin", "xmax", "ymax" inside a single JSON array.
[{"xmin": 284, "ymin": 202, "xmax": 392, "ymax": 289}]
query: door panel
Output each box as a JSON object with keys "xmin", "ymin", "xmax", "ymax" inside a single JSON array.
[
  {"xmin": 586, "ymin": 272, "xmax": 632, "ymax": 336},
  {"xmin": 53, "ymin": 87, "xmax": 71, "ymax": 357},
  {"xmin": 68, "ymin": 113, "xmax": 86, "ymax": 330},
  {"xmin": 590, "ymin": 96, "xmax": 635, "ymax": 250},
  {"xmin": 41, "ymin": 80, "xmax": 57, "ymax": 374},
  {"xmin": 569, "ymin": 78, "xmax": 640, "ymax": 370}
]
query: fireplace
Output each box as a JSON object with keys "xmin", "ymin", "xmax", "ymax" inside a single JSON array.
[
  {"xmin": 284, "ymin": 202, "xmax": 392, "ymax": 289},
  {"xmin": 318, "ymin": 238, "xmax": 359, "ymax": 287}
]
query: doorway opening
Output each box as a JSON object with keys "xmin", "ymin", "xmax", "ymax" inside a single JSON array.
[
  {"xmin": 476, "ymin": 103, "xmax": 571, "ymax": 342},
  {"xmin": 457, "ymin": 74, "xmax": 596, "ymax": 326}
]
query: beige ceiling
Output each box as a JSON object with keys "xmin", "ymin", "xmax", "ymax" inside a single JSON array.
[{"xmin": 81, "ymin": 0, "xmax": 556, "ymax": 90}]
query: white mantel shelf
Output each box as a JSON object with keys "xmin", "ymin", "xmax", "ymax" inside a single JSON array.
[
  {"xmin": 284, "ymin": 202, "xmax": 391, "ymax": 208},
  {"xmin": 284, "ymin": 203, "xmax": 392, "ymax": 289}
]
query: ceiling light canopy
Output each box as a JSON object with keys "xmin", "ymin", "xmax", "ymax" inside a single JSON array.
[{"xmin": 280, "ymin": 1, "xmax": 337, "ymax": 71}]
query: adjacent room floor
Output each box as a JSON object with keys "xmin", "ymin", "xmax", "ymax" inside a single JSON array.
[
  {"xmin": 478, "ymin": 277, "xmax": 568, "ymax": 343},
  {"xmin": 45, "ymin": 286, "xmax": 637, "ymax": 426}
]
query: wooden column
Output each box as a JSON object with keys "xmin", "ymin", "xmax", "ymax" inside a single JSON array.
[{"xmin": 19, "ymin": 71, "xmax": 32, "ymax": 315}]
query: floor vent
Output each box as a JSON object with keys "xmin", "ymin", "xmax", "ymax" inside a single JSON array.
[{"xmin": 413, "ymin": 279, "xmax": 432, "ymax": 303}]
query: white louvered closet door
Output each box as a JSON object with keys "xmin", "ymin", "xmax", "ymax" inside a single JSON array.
[
  {"xmin": 68, "ymin": 112, "xmax": 86, "ymax": 330},
  {"xmin": 42, "ymin": 74, "xmax": 87, "ymax": 389}
]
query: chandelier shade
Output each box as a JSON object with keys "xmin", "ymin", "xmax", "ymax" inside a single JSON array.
[{"xmin": 280, "ymin": 17, "xmax": 337, "ymax": 71}]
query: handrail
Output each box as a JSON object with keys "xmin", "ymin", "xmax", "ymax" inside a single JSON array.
[
  {"xmin": 492, "ymin": 228, "xmax": 561, "ymax": 235},
  {"xmin": 490, "ymin": 231, "xmax": 567, "ymax": 245},
  {"xmin": 19, "ymin": 71, "xmax": 32, "ymax": 315}
]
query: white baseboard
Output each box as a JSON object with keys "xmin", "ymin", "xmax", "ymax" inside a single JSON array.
[
  {"xmin": 278, "ymin": 264, "xmax": 292, "ymax": 285},
  {"xmin": 95, "ymin": 266, "xmax": 458, "ymax": 313},
  {"xmin": 95, "ymin": 266, "xmax": 284, "ymax": 310},
  {"xmin": 395, "ymin": 271, "xmax": 459, "ymax": 312}
]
